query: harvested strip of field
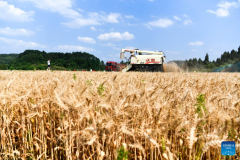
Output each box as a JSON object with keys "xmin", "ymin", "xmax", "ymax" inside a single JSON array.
[{"xmin": 0, "ymin": 71, "xmax": 240, "ymax": 159}]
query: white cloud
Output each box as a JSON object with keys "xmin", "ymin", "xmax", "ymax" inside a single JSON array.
[
  {"xmin": 101, "ymin": 13, "xmax": 121, "ymax": 23},
  {"xmin": 62, "ymin": 18, "xmax": 101, "ymax": 28},
  {"xmin": 183, "ymin": 19, "xmax": 193, "ymax": 25},
  {"xmin": 191, "ymin": 49, "xmax": 198, "ymax": 52},
  {"xmin": 62, "ymin": 12, "xmax": 122, "ymax": 28},
  {"xmin": 207, "ymin": 1, "xmax": 238, "ymax": 17},
  {"xmin": 125, "ymin": 15, "xmax": 134, "ymax": 19},
  {"xmin": 0, "ymin": 1, "xmax": 34, "ymax": 22},
  {"xmin": 183, "ymin": 14, "xmax": 188, "ymax": 18},
  {"xmin": 127, "ymin": 23, "xmax": 138, "ymax": 26},
  {"xmin": 21, "ymin": 0, "xmax": 122, "ymax": 27},
  {"xmin": 23, "ymin": 0, "xmax": 124, "ymax": 26},
  {"xmin": 97, "ymin": 32, "xmax": 134, "ymax": 41},
  {"xmin": 21, "ymin": 0, "xmax": 80, "ymax": 19},
  {"xmin": 207, "ymin": 9, "xmax": 228, "ymax": 17},
  {"xmin": 173, "ymin": 16, "xmax": 181, "ymax": 21},
  {"xmin": 90, "ymin": 26, "xmax": 96, "ymax": 31},
  {"xmin": 0, "ymin": 27, "xmax": 34, "ymax": 36},
  {"xmin": 87, "ymin": 12, "xmax": 121, "ymax": 23},
  {"xmin": 149, "ymin": 0, "xmax": 154, "ymax": 1},
  {"xmin": 189, "ymin": 41, "xmax": 203, "ymax": 46},
  {"xmin": 146, "ymin": 18, "xmax": 174, "ymax": 28},
  {"xmin": 54, "ymin": 45, "xmax": 95, "ymax": 52},
  {"xmin": 0, "ymin": 37, "xmax": 45, "ymax": 48},
  {"xmin": 88, "ymin": 12, "xmax": 99, "ymax": 19},
  {"xmin": 77, "ymin": 8, "xmax": 84, "ymax": 12},
  {"xmin": 78, "ymin": 37, "xmax": 96, "ymax": 44},
  {"xmin": 218, "ymin": 1, "xmax": 238, "ymax": 9}
]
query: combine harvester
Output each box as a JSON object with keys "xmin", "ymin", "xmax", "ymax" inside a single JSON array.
[{"xmin": 120, "ymin": 49, "xmax": 166, "ymax": 72}]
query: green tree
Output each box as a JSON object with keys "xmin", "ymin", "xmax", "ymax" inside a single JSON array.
[
  {"xmin": 238, "ymin": 46, "xmax": 240, "ymax": 59},
  {"xmin": 206, "ymin": 62, "xmax": 215, "ymax": 69},
  {"xmin": 204, "ymin": 53, "xmax": 209, "ymax": 64},
  {"xmin": 198, "ymin": 58, "xmax": 202, "ymax": 64},
  {"xmin": 183, "ymin": 60, "xmax": 189, "ymax": 70},
  {"xmin": 216, "ymin": 58, "xmax": 221, "ymax": 67},
  {"xmin": 192, "ymin": 58, "xmax": 198, "ymax": 67},
  {"xmin": 230, "ymin": 49, "xmax": 237, "ymax": 61},
  {"xmin": 0, "ymin": 64, "xmax": 7, "ymax": 70},
  {"xmin": 221, "ymin": 51, "xmax": 231, "ymax": 64},
  {"xmin": 188, "ymin": 59, "xmax": 193, "ymax": 68}
]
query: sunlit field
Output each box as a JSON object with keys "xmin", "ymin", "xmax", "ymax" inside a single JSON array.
[{"xmin": 0, "ymin": 71, "xmax": 240, "ymax": 160}]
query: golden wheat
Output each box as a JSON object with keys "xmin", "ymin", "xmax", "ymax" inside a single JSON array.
[{"xmin": 0, "ymin": 71, "xmax": 240, "ymax": 159}]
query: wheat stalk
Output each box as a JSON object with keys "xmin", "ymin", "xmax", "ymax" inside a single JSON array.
[{"xmin": 0, "ymin": 71, "xmax": 239, "ymax": 159}]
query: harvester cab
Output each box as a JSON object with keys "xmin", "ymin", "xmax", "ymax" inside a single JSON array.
[{"xmin": 120, "ymin": 49, "xmax": 166, "ymax": 72}]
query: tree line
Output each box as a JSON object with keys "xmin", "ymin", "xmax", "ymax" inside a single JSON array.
[
  {"xmin": 1, "ymin": 47, "xmax": 240, "ymax": 71},
  {"xmin": 184, "ymin": 46, "xmax": 240, "ymax": 71},
  {"xmin": 0, "ymin": 50, "xmax": 105, "ymax": 70}
]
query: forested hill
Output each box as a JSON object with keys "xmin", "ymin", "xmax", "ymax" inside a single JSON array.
[
  {"xmin": 0, "ymin": 50, "xmax": 105, "ymax": 70},
  {"xmin": 0, "ymin": 54, "xmax": 19, "ymax": 69},
  {"xmin": 183, "ymin": 46, "xmax": 240, "ymax": 71}
]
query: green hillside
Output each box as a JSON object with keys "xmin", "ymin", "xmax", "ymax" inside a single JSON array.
[
  {"xmin": 0, "ymin": 54, "xmax": 19, "ymax": 70},
  {"xmin": 0, "ymin": 50, "xmax": 105, "ymax": 71}
]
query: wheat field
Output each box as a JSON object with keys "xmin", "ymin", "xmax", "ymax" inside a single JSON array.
[{"xmin": 0, "ymin": 71, "xmax": 240, "ymax": 160}]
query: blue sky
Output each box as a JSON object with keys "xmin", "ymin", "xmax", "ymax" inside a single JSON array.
[{"xmin": 0, "ymin": 0, "xmax": 239, "ymax": 63}]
